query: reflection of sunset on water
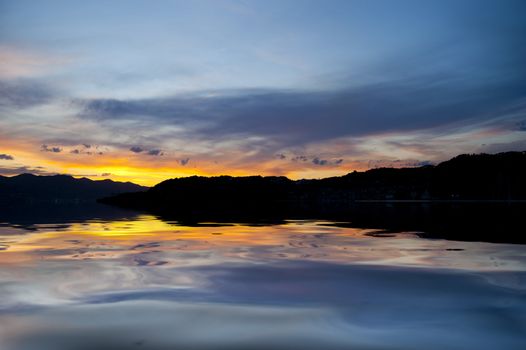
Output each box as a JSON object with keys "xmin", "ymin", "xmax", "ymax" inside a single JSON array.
[
  {"xmin": 2, "ymin": 217, "xmax": 525, "ymax": 272},
  {"xmin": 1, "ymin": 216, "xmax": 526, "ymax": 350}
]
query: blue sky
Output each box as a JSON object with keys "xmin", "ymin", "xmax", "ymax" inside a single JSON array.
[{"xmin": 0, "ymin": 0, "xmax": 525, "ymax": 184}]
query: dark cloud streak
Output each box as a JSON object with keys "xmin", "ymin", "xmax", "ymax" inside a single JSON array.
[
  {"xmin": 41, "ymin": 144, "xmax": 62, "ymax": 153},
  {"xmin": 0, "ymin": 166, "xmax": 55, "ymax": 176},
  {"xmin": 147, "ymin": 149, "xmax": 163, "ymax": 156},
  {"xmin": 130, "ymin": 146, "xmax": 144, "ymax": 153},
  {"xmin": 77, "ymin": 66, "xmax": 526, "ymax": 150},
  {"xmin": 0, "ymin": 154, "xmax": 14, "ymax": 160}
]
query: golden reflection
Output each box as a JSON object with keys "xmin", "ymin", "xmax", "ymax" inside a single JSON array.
[{"xmin": 1, "ymin": 216, "xmax": 525, "ymax": 271}]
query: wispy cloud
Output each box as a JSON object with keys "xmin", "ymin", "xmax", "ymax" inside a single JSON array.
[
  {"xmin": 0, "ymin": 46, "xmax": 71, "ymax": 79},
  {"xmin": 0, "ymin": 165, "xmax": 55, "ymax": 176},
  {"xmin": 0, "ymin": 79, "xmax": 56, "ymax": 109}
]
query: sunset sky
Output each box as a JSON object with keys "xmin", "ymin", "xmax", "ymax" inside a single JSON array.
[{"xmin": 1, "ymin": 0, "xmax": 525, "ymax": 186}]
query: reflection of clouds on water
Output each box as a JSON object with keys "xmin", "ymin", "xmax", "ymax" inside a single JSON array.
[
  {"xmin": 2, "ymin": 262, "xmax": 526, "ymax": 350},
  {"xmin": 1, "ymin": 217, "xmax": 526, "ymax": 349},
  {"xmin": 2, "ymin": 302, "xmax": 353, "ymax": 350}
]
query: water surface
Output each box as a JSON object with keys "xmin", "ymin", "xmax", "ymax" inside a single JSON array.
[{"xmin": 1, "ymin": 208, "xmax": 525, "ymax": 349}]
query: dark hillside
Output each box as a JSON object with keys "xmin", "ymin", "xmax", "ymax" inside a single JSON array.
[{"xmin": 0, "ymin": 173, "xmax": 148, "ymax": 204}]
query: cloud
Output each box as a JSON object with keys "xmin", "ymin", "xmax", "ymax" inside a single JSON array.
[
  {"xmin": 282, "ymin": 155, "xmax": 343, "ymax": 167},
  {"xmin": 54, "ymin": 24, "xmax": 526, "ymax": 167},
  {"xmin": 0, "ymin": 46, "xmax": 70, "ymax": 79},
  {"xmin": 147, "ymin": 149, "xmax": 163, "ymax": 156},
  {"xmin": 72, "ymin": 9, "xmax": 526, "ymax": 158},
  {"xmin": 478, "ymin": 139, "xmax": 526, "ymax": 154},
  {"xmin": 311, "ymin": 157, "xmax": 343, "ymax": 166},
  {"xmin": 292, "ymin": 156, "xmax": 308, "ymax": 162},
  {"xmin": 69, "ymin": 146, "xmax": 104, "ymax": 155},
  {"xmin": 0, "ymin": 166, "xmax": 55, "ymax": 176},
  {"xmin": 41, "ymin": 144, "xmax": 62, "ymax": 153},
  {"xmin": 0, "ymin": 79, "xmax": 56, "ymax": 109},
  {"xmin": 417, "ymin": 161, "xmax": 434, "ymax": 167},
  {"xmin": 130, "ymin": 146, "xmax": 143, "ymax": 153},
  {"xmin": 179, "ymin": 158, "xmax": 190, "ymax": 166},
  {"xmin": 366, "ymin": 159, "xmax": 435, "ymax": 169},
  {"xmin": 101, "ymin": 172, "xmax": 111, "ymax": 176},
  {"xmin": 0, "ymin": 154, "xmax": 14, "ymax": 160},
  {"xmin": 0, "ymin": 11, "xmax": 523, "ymax": 176},
  {"xmin": 312, "ymin": 157, "xmax": 328, "ymax": 166},
  {"xmin": 77, "ymin": 67, "xmax": 526, "ymax": 153}
]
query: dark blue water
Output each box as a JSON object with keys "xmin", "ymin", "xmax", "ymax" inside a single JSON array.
[{"xmin": 1, "ymin": 211, "xmax": 525, "ymax": 349}]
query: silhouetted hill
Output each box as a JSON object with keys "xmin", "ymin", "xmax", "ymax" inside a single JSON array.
[
  {"xmin": 0, "ymin": 173, "xmax": 148, "ymax": 204},
  {"xmin": 100, "ymin": 151, "xmax": 526, "ymax": 214}
]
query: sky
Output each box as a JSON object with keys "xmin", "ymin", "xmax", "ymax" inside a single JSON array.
[{"xmin": 1, "ymin": 0, "xmax": 525, "ymax": 186}]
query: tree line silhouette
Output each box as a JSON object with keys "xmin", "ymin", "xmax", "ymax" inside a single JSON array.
[{"xmin": 100, "ymin": 151, "xmax": 526, "ymax": 213}]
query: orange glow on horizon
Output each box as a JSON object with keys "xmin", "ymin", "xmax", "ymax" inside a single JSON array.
[{"xmin": 0, "ymin": 139, "xmax": 360, "ymax": 186}]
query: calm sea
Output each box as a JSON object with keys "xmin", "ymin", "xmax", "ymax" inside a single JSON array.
[{"xmin": 1, "ymin": 204, "xmax": 525, "ymax": 349}]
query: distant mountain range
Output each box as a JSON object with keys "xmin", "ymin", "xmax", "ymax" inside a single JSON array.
[
  {"xmin": 2, "ymin": 151, "xmax": 525, "ymax": 208},
  {"xmin": 100, "ymin": 151, "xmax": 526, "ymax": 216},
  {"xmin": 0, "ymin": 173, "xmax": 148, "ymax": 204},
  {"xmin": 2, "ymin": 152, "xmax": 525, "ymax": 243}
]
